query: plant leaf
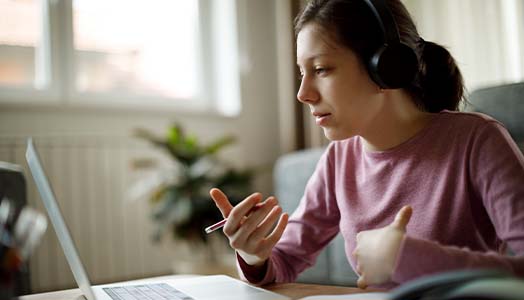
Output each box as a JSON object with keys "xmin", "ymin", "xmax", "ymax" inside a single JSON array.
[{"xmin": 204, "ymin": 136, "xmax": 236, "ymax": 155}]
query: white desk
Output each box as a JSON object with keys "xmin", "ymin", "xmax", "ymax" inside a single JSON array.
[{"xmin": 19, "ymin": 275, "xmax": 381, "ymax": 300}]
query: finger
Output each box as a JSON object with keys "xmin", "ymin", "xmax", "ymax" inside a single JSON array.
[
  {"xmin": 355, "ymin": 263, "xmax": 362, "ymax": 275},
  {"xmin": 351, "ymin": 248, "xmax": 358, "ymax": 259},
  {"xmin": 249, "ymin": 196, "xmax": 278, "ymax": 219},
  {"xmin": 233, "ymin": 197, "xmax": 278, "ymax": 243},
  {"xmin": 357, "ymin": 275, "xmax": 368, "ymax": 289},
  {"xmin": 263, "ymin": 212, "xmax": 289, "ymax": 246},
  {"xmin": 391, "ymin": 205, "xmax": 412, "ymax": 231},
  {"xmin": 209, "ymin": 188, "xmax": 233, "ymax": 218},
  {"xmin": 356, "ymin": 232, "xmax": 362, "ymax": 242},
  {"xmin": 249, "ymin": 205, "xmax": 283, "ymax": 241},
  {"xmin": 224, "ymin": 193, "xmax": 263, "ymax": 234}
]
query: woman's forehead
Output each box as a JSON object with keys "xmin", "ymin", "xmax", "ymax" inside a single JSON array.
[{"xmin": 297, "ymin": 23, "xmax": 346, "ymax": 63}]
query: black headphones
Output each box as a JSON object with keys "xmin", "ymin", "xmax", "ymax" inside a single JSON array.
[{"xmin": 362, "ymin": 0, "xmax": 418, "ymax": 89}]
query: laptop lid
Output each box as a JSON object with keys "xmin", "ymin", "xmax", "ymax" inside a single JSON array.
[{"xmin": 26, "ymin": 138, "xmax": 97, "ymax": 300}]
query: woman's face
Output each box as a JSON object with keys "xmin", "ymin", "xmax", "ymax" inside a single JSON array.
[{"xmin": 296, "ymin": 23, "xmax": 383, "ymax": 141}]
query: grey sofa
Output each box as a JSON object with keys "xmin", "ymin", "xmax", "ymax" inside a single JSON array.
[
  {"xmin": 272, "ymin": 82, "xmax": 524, "ymax": 286},
  {"xmin": 468, "ymin": 82, "xmax": 524, "ymax": 150}
]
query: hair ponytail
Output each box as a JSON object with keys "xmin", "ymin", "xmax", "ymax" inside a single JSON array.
[{"xmin": 412, "ymin": 40, "xmax": 465, "ymax": 113}]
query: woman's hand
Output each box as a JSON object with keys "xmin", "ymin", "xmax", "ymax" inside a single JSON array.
[
  {"xmin": 209, "ymin": 188, "xmax": 289, "ymax": 266},
  {"xmin": 352, "ymin": 205, "xmax": 412, "ymax": 289}
]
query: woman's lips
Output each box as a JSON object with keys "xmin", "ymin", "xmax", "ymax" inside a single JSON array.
[{"xmin": 314, "ymin": 113, "xmax": 331, "ymax": 126}]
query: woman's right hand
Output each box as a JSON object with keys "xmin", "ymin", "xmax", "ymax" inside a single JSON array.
[{"xmin": 209, "ymin": 188, "xmax": 289, "ymax": 266}]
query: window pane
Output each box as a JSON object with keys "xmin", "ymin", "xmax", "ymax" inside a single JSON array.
[
  {"xmin": 73, "ymin": 0, "xmax": 199, "ymax": 100},
  {"xmin": 0, "ymin": 0, "xmax": 45, "ymax": 88}
]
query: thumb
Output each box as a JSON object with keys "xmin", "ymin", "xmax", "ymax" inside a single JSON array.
[
  {"xmin": 357, "ymin": 275, "xmax": 368, "ymax": 289},
  {"xmin": 391, "ymin": 205, "xmax": 412, "ymax": 231}
]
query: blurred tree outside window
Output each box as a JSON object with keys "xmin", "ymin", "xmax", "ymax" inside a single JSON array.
[{"xmin": 0, "ymin": 0, "xmax": 43, "ymax": 88}]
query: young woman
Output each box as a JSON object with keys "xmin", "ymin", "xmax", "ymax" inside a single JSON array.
[{"xmin": 210, "ymin": 0, "xmax": 524, "ymax": 289}]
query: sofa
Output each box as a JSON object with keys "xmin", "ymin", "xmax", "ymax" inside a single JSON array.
[
  {"xmin": 467, "ymin": 82, "xmax": 524, "ymax": 151},
  {"xmin": 272, "ymin": 82, "xmax": 524, "ymax": 286}
]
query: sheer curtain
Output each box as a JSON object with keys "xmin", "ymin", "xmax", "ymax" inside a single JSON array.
[{"xmin": 403, "ymin": 0, "xmax": 524, "ymax": 92}]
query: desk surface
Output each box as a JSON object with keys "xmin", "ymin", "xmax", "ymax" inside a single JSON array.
[{"xmin": 19, "ymin": 275, "xmax": 378, "ymax": 300}]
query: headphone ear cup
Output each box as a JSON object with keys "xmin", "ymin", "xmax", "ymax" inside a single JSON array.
[
  {"xmin": 368, "ymin": 43, "xmax": 418, "ymax": 89},
  {"xmin": 368, "ymin": 45, "xmax": 389, "ymax": 89}
]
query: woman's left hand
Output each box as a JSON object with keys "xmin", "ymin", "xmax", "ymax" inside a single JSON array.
[{"xmin": 352, "ymin": 205, "xmax": 412, "ymax": 289}]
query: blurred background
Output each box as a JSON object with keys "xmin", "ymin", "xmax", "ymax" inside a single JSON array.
[{"xmin": 0, "ymin": 0, "xmax": 523, "ymax": 294}]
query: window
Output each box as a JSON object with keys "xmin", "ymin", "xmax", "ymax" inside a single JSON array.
[{"xmin": 0, "ymin": 0, "xmax": 241, "ymax": 115}]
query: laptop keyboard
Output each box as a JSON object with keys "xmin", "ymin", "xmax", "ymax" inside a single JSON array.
[{"xmin": 103, "ymin": 283, "xmax": 194, "ymax": 300}]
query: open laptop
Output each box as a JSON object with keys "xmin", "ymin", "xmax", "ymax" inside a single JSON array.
[{"xmin": 26, "ymin": 138, "xmax": 289, "ymax": 300}]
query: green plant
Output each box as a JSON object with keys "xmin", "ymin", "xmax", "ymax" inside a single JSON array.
[{"xmin": 134, "ymin": 124, "xmax": 253, "ymax": 244}]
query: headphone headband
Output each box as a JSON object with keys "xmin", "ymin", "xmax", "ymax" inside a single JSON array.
[
  {"xmin": 360, "ymin": 0, "xmax": 418, "ymax": 89},
  {"xmin": 361, "ymin": 0, "xmax": 400, "ymax": 45}
]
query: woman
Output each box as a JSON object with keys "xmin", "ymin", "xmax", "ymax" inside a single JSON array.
[{"xmin": 210, "ymin": 0, "xmax": 524, "ymax": 289}]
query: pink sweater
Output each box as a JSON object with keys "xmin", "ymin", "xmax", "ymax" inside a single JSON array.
[{"xmin": 238, "ymin": 111, "xmax": 524, "ymax": 287}]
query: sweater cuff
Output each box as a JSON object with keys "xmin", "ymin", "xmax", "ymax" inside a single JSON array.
[
  {"xmin": 236, "ymin": 252, "xmax": 274, "ymax": 286},
  {"xmin": 391, "ymin": 235, "xmax": 430, "ymax": 284}
]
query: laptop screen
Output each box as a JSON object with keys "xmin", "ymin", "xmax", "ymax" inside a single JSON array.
[{"xmin": 26, "ymin": 138, "xmax": 97, "ymax": 300}]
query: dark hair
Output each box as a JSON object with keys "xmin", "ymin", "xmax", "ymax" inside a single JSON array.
[{"xmin": 294, "ymin": 0, "xmax": 465, "ymax": 113}]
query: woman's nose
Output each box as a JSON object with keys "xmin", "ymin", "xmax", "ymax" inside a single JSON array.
[{"xmin": 296, "ymin": 76, "xmax": 319, "ymax": 103}]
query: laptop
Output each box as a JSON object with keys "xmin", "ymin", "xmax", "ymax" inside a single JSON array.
[{"xmin": 26, "ymin": 138, "xmax": 289, "ymax": 300}]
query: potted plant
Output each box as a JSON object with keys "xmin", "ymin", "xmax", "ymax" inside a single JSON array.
[{"xmin": 133, "ymin": 124, "xmax": 254, "ymax": 248}]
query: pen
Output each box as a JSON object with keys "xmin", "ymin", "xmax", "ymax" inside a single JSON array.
[{"xmin": 205, "ymin": 203, "xmax": 264, "ymax": 234}]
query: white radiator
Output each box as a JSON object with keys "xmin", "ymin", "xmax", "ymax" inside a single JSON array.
[{"xmin": 0, "ymin": 135, "xmax": 183, "ymax": 292}]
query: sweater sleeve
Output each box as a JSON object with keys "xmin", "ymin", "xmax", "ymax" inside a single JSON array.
[
  {"xmin": 392, "ymin": 236, "xmax": 524, "ymax": 283},
  {"xmin": 470, "ymin": 122, "xmax": 524, "ymax": 253},
  {"xmin": 237, "ymin": 145, "xmax": 341, "ymax": 285},
  {"xmin": 392, "ymin": 121, "xmax": 524, "ymax": 284}
]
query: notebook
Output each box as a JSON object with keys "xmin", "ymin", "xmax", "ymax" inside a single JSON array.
[{"xmin": 26, "ymin": 138, "xmax": 289, "ymax": 300}]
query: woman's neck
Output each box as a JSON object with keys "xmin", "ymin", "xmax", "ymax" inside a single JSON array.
[{"xmin": 361, "ymin": 90, "xmax": 434, "ymax": 152}]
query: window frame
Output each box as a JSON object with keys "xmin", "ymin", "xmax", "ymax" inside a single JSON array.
[{"xmin": 0, "ymin": 0, "xmax": 228, "ymax": 115}]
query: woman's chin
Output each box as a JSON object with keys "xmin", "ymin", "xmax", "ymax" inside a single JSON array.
[{"xmin": 322, "ymin": 128, "xmax": 353, "ymax": 141}]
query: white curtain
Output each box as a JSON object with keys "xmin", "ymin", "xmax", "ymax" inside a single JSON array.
[{"xmin": 403, "ymin": 0, "xmax": 524, "ymax": 92}]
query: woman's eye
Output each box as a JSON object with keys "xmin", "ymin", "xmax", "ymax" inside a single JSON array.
[{"xmin": 315, "ymin": 67, "xmax": 328, "ymax": 75}]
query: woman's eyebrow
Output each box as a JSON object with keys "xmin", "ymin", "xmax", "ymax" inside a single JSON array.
[{"xmin": 296, "ymin": 53, "xmax": 331, "ymax": 66}]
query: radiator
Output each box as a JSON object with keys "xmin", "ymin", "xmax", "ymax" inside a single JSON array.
[{"xmin": 0, "ymin": 135, "xmax": 183, "ymax": 292}]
